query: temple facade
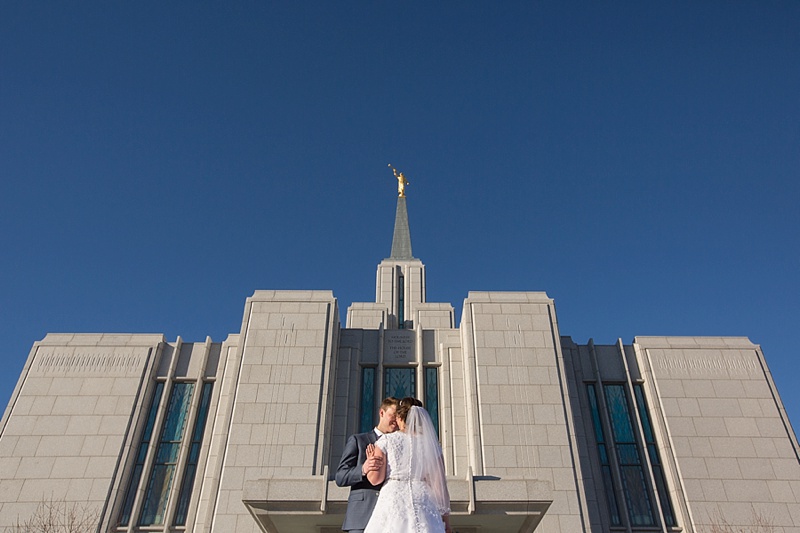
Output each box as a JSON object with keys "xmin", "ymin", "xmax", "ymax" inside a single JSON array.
[{"xmin": 1, "ymin": 189, "xmax": 799, "ymax": 533}]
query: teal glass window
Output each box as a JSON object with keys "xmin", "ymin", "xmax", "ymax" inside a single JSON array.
[
  {"xmin": 174, "ymin": 382, "xmax": 213, "ymax": 526},
  {"xmin": 398, "ymin": 274, "xmax": 405, "ymax": 328},
  {"xmin": 120, "ymin": 382, "xmax": 164, "ymax": 526},
  {"xmin": 586, "ymin": 384, "xmax": 621, "ymax": 526},
  {"xmin": 359, "ymin": 367, "xmax": 376, "ymax": 433},
  {"xmin": 604, "ymin": 384, "xmax": 655, "ymax": 527},
  {"xmin": 634, "ymin": 385, "xmax": 676, "ymax": 527},
  {"xmin": 424, "ymin": 367, "xmax": 440, "ymax": 436},
  {"xmin": 140, "ymin": 382, "xmax": 194, "ymax": 526},
  {"xmin": 384, "ymin": 367, "xmax": 415, "ymax": 398}
]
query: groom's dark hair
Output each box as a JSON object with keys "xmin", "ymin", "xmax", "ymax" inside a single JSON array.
[{"xmin": 380, "ymin": 397, "xmax": 399, "ymax": 411}]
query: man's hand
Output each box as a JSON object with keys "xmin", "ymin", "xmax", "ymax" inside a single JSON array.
[{"xmin": 362, "ymin": 443, "xmax": 384, "ymax": 475}]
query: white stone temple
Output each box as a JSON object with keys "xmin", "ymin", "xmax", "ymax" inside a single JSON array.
[{"xmin": 1, "ymin": 181, "xmax": 799, "ymax": 532}]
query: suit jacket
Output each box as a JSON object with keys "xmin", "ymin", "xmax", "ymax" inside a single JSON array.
[{"xmin": 335, "ymin": 430, "xmax": 381, "ymax": 531}]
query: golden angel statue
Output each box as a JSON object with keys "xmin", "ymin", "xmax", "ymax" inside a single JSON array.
[{"xmin": 388, "ymin": 164, "xmax": 409, "ymax": 198}]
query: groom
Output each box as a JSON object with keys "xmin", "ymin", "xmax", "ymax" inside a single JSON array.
[{"xmin": 335, "ymin": 397, "xmax": 399, "ymax": 533}]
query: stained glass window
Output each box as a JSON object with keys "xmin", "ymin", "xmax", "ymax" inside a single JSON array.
[
  {"xmin": 586, "ymin": 384, "xmax": 621, "ymax": 526},
  {"xmin": 140, "ymin": 382, "xmax": 194, "ymax": 526},
  {"xmin": 120, "ymin": 381, "xmax": 164, "ymax": 526},
  {"xmin": 604, "ymin": 384, "xmax": 655, "ymax": 527},
  {"xmin": 634, "ymin": 385, "xmax": 676, "ymax": 527},
  {"xmin": 425, "ymin": 367, "xmax": 440, "ymax": 436},
  {"xmin": 384, "ymin": 367, "xmax": 415, "ymax": 399},
  {"xmin": 398, "ymin": 275, "xmax": 405, "ymax": 329},
  {"xmin": 174, "ymin": 382, "xmax": 213, "ymax": 526},
  {"xmin": 359, "ymin": 367, "xmax": 376, "ymax": 433}
]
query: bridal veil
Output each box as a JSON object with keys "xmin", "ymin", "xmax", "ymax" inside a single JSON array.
[{"xmin": 406, "ymin": 405, "xmax": 451, "ymax": 515}]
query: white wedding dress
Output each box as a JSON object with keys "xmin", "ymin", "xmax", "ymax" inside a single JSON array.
[{"xmin": 364, "ymin": 430, "xmax": 448, "ymax": 533}]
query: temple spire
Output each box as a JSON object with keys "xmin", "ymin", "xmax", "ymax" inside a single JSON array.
[
  {"xmin": 390, "ymin": 196, "xmax": 414, "ymax": 259},
  {"xmin": 387, "ymin": 165, "xmax": 415, "ymax": 260}
]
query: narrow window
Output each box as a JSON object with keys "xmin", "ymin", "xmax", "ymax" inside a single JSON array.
[
  {"xmin": 424, "ymin": 367, "xmax": 440, "ymax": 437},
  {"xmin": 119, "ymin": 382, "xmax": 164, "ymax": 526},
  {"xmin": 359, "ymin": 367, "xmax": 376, "ymax": 433},
  {"xmin": 384, "ymin": 367, "xmax": 415, "ymax": 398},
  {"xmin": 398, "ymin": 274, "xmax": 405, "ymax": 329},
  {"xmin": 139, "ymin": 382, "xmax": 194, "ymax": 526},
  {"xmin": 174, "ymin": 382, "xmax": 213, "ymax": 526},
  {"xmin": 634, "ymin": 385, "xmax": 676, "ymax": 527},
  {"xmin": 604, "ymin": 384, "xmax": 655, "ymax": 527},
  {"xmin": 586, "ymin": 384, "xmax": 621, "ymax": 526}
]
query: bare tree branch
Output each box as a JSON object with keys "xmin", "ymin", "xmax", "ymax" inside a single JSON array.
[
  {"xmin": 12, "ymin": 497, "xmax": 98, "ymax": 533},
  {"xmin": 708, "ymin": 506, "xmax": 776, "ymax": 533}
]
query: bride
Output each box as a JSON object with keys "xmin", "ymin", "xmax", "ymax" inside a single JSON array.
[{"xmin": 363, "ymin": 397, "xmax": 451, "ymax": 533}]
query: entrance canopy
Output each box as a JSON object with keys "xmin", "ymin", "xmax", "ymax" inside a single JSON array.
[{"xmin": 243, "ymin": 472, "xmax": 552, "ymax": 533}]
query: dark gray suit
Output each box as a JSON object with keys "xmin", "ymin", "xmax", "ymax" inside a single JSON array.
[{"xmin": 335, "ymin": 430, "xmax": 381, "ymax": 532}]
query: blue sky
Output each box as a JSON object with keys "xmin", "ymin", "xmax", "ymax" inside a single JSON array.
[{"xmin": 1, "ymin": 3, "xmax": 798, "ymax": 431}]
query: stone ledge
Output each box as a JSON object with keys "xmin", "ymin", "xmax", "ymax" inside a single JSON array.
[
  {"xmin": 243, "ymin": 476, "xmax": 553, "ymax": 532},
  {"xmin": 635, "ymin": 336, "xmax": 757, "ymax": 349},
  {"xmin": 37, "ymin": 333, "xmax": 165, "ymax": 347},
  {"xmin": 466, "ymin": 292, "xmax": 553, "ymax": 304},
  {"xmin": 249, "ymin": 290, "xmax": 336, "ymax": 302}
]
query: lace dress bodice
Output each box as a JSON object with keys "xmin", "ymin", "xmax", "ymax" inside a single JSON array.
[
  {"xmin": 379, "ymin": 431, "xmax": 411, "ymax": 480},
  {"xmin": 363, "ymin": 431, "xmax": 447, "ymax": 533}
]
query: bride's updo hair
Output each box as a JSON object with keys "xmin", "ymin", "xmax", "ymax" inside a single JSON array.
[{"xmin": 396, "ymin": 397, "xmax": 423, "ymax": 421}]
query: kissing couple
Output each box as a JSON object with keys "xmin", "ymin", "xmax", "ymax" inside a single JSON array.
[{"xmin": 335, "ymin": 396, "xmax": 452, "ymax": 533}]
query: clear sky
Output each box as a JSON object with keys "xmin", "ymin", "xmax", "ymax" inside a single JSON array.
[{"xmin": 1, "ymin": 3, "xmax": 798, "ymax": 431}]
